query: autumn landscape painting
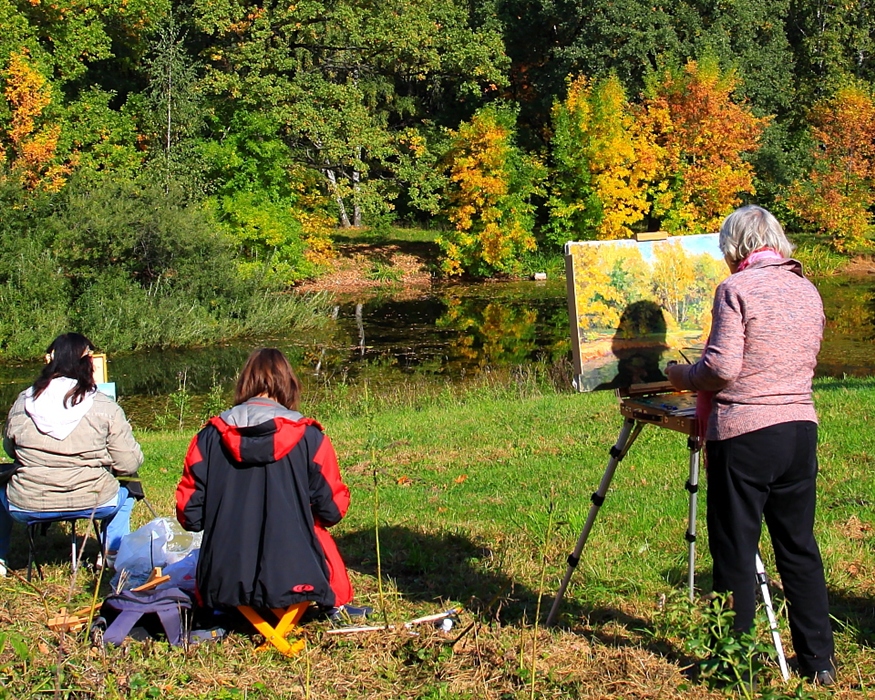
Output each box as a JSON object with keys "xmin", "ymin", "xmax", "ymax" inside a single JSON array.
[{"xmin": 565, "ymin": 234, "xmax": 727, "ymax": 391}]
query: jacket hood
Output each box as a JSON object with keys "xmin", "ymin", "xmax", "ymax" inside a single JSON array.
[
  {"xmin": 209, "ymin": 398, "xmax": 321, "ymax": 465},
  {"xmin": 24, "ymin": 377, "xmax": 96, "ymax": 440}
]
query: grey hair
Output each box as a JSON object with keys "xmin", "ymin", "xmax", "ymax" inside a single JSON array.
[{"xmin": 718, "ymin": 205, "xmax": 795, "ymax": 263}]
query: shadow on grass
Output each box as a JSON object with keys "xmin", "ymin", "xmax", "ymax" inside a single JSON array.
[
  {"xmin": 332, "ymin": 234, "xmax": 441, "ymax": 262},
  {"xmin": 336, "ymin": 524, "xmax": 659, "ymax": 637},
  {"xmin": 4, "ymin": 521, "xmax": 105, "ymax": 577},
  {"xmin": 827, "ymin": 588, "xmax": 875, "ymax": 648}
]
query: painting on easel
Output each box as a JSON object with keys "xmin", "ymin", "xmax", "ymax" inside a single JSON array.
[{"xmin": 565, "ymin": 233, "xmax": 727, "ymax": 391}]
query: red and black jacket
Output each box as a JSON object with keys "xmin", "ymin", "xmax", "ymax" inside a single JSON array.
[{"xmin": 175, "ymin": 398, "xmax": 353, "ymax": 609}]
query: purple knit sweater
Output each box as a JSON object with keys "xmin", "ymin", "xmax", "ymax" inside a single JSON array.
[{"xmin": 672, "ymin": 257, "xmax": 824, "ymax": 441}]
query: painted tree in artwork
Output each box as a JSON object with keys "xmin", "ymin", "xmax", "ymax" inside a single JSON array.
[
  {"xmin": 0, "ymin": 51, "xmax": 70, "ymax": 190},
  {"xmin": 641, "ymin": 58, "xmax": 769, "ymax": 235},
  {"xmin": 650, "ymin": 241, "xmax": 697, "ymax": 326},
  {"xmin": 548, "ymin": 74, "xmax": 658, "ymax": 243},
  {"xmin": 785, "ymin": 82, "xmax": 875, "ymax": 251},
  {"xmin": 440, "ymin": 106, "xmax": 543, "ymax": 276},
  {"xmin": 569, "ymin": 244, "xmax": 626, "ymax": 337}
]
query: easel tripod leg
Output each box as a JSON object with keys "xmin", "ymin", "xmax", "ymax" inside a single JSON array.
[
  {"xmin": 546, "ymin": 419, "xmax": 644, "ymax": 627},
  {"xmin": 756, "ymin": 552, "xmax": 790, "ymax": 682},
  {"xmin": 685, "ymin": 436, "xmax": 701, "ymax": 601}
]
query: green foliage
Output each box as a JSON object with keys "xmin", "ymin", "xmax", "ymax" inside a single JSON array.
[
  {"xmin": 0, "ymin": 171, "xmax": 331, "ymax": 357},
  {"xmin": 210, "ymin": 191, "xmax": 317, "ymax": 286},
  {"xmin": 200, "ymin": 374, "xmax": 229, "ymax": 422},
  {"xmin": 154, "ymin": 370, "xmax": 193, "ymax": 431},
  {"xmin": 793, "ymin": 241, "xmax": 847, "ymax": 277},
  {"xmin": 366, "ymin": 261, "xmax": 403, "ymax": 283},
  {"xmin": 652, "ymin": 592, "xmax": 819, "ymax": 699},
  {"xmin": 144, "ymin": 19, "xmax": 206, "ymax": 193},
  {"xmin": 3, "ymin": 0, "xmax": 875, "ymax": 296},
  {"xmin": 48, "ymin": 173, "xmax": 235, "ymax": 293},
  {"xmin": 197, "ymin": 108, "xmax": 298, "ymax": 201},
  {"xmin": 191, "ymin": 0, "xmax": 509, "ymax": 227}
]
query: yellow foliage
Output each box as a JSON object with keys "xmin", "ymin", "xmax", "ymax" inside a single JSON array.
[
  {"xmin": 443, "ymin": 108, "xmax": 539, "ymax": 275},
  {"xmin": 5, "ymin": 51, "xmax": 51, "ymax": 146},
  {"xmin": 570, "ymin": 244, "xmax": 625, "ymax": 334},
  {"xmin": 298, "ymin": 209, "xmax": 336, "ymax": 266},
  {"xmin": 786, "ymin": 83, "xmax": 875, "ymax": 250},
  {"xmin": 552, "ymin": 74, "xmax": 659, "ymax": 240}
]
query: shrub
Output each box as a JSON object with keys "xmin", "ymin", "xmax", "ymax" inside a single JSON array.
[
  {"xmin": 440, "ymin": 105, "xmax": 545, "ymax": 277},
  {"xmin": 785, "ymin": 81, "xmax": 875, "ymax": 252}
]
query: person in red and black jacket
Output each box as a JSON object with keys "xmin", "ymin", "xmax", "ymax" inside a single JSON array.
[{"xmin": 175, "ymin": 348, "xmax": 354, "ymax": 612}]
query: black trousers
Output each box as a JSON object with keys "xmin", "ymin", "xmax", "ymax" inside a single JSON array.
[{"xmin": 706, "ymin": 420, "xmax": 835, "ymax": 673}]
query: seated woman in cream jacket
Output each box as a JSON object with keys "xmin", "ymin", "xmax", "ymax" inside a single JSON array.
[{"xmin": 0, "ymin": 333, "xmax": 143, "ymax": 576}]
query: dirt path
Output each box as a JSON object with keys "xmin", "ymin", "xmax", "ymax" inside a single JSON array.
[{"xmin": 295, "ymin": 241, "xmax": 436, "ymax": 294}]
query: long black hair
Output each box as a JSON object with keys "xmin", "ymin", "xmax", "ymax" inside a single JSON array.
[{"xmin": 31, "ymin": 333, "xmax": 97, "ymax": 407}]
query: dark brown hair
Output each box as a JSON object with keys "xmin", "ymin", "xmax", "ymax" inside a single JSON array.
[
  {"xmin": 234, "ymin": 348, "xmax": 301, "ymax": 410},
  {"xmin": 32, "ymin": 333, "xmax": 96, "ymax": 407}
]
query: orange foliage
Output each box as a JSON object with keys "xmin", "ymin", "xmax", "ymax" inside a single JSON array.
[
  {"xmin": 642, "ymin": 60, "xmax": 769, "ymax": 234},
  {"xmin": 1, "ymin": 51, "xmax": 72, "ymax": 190},
  {"xmin": 786, "ymin": 83, "xmax": 875, "ymax": 250}
]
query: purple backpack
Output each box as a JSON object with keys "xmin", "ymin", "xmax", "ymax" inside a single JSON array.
[{"xmin": 99, "ymin": 587, "xmax": 193, "ymax": 647}]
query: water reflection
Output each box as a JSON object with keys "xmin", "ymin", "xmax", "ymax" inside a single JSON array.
[
  {"xmin": 0, "ymin": 276, "xmax": 872, "ymax": 427},
  {"xmin": 815, "ymin": 276, "xmax": 875, "ymax": 377}
]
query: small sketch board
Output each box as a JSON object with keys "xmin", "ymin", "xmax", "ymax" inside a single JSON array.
[{"xmin": 565, "ymin": 234, "xmax": 727, "ymax": 391}]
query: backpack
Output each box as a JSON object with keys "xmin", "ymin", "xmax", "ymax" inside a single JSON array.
[{"xmin": 97, "ymin": 587, "xmax": 194, "ymax": 647}]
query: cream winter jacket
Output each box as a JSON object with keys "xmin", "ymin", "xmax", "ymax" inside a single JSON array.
[{"xmin": 3, "ymin": 383, "xmax": 143, "ymax": 512}]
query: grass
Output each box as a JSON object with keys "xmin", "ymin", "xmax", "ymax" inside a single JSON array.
[
  {"xmin": 2, "ymin": 374, "xmax": 875, "ymax": 698},
  {"xmin": 332, "ymin": 226, "xmax": 443, "ymax": 246},
  {"xmin": 793, "ymin": 241, "xmax": 849, "ymax": 277}
]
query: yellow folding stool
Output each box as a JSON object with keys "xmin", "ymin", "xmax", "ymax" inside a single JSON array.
[{"xmin": 238, "ymin": 602, "xmax": 310, "ymax": 657}]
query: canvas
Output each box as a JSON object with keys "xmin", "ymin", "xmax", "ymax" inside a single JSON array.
[{"xmin": 565, "ymin": 234, "xmax": 727, "ymax": 391}]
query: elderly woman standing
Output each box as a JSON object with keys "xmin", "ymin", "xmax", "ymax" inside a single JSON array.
[{"xmin": 666, "ymin": 206, "xmax": 835, "ymax": 685}]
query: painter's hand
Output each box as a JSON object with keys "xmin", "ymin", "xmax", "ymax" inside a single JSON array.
[{"xmin": 665, "ymin": 362, "xmax": 688, "ymax": 391}]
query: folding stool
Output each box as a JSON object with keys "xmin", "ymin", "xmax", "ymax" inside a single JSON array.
[{"xmin": 238, "ymin": 601, "xmax": 310, "ymax": 657}]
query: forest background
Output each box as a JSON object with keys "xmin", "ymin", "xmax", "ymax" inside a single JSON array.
[{"xmin": 2, "ymin": 0, "xmax": 875, "ymax": 358}]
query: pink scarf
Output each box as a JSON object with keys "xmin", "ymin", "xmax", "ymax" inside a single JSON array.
[{"xmin": 695, "ymin": 247, "xmax": 784, "ymax": 442}]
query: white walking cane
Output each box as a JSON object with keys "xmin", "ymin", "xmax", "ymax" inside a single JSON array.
[{"xmin": 755, "ymin": 552, "xmax": 790, "ymax": 682}]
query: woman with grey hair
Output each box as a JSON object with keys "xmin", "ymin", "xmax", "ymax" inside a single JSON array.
[{"xmin": 667, "ymin": 205, "xmax": 836, "ymax": 685}]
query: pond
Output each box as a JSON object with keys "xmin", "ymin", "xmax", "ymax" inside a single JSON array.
[{"xmin": 0, "ymin": 275, "xmax": 872, "ymax": 428}]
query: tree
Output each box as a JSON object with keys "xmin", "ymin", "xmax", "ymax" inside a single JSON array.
[
  {"xmin": 788, "ymin": 0, "xmax": 875, "ymax": 108},
  {"xmin": 641, "ymin": 58, "xmax": 769, "ymax": 234},
  {"xmin": 190, "ymin": 0, "xmax": 508, "ymax": 227},
  {"xmin": 548, "ymin": 74, "xmax": 658, "ymax": 243},
  {"xmin": 650, "ymin": 241, "xmax": 698, "ymax": 326},
  {"xmin": 785, "ymin": 80, "xmax": 875, "ymax": 251},
  {"xmin": 0, "ymin": 0, "xmax": 167, "ymax": 184},
  {"xmin": 566, "ymin": 243, "xmax": 626, "ymax": 337},
  {"xmin": 144, "ymin": 19, "xmax": 204, "ymax": 193},
  {"xmin": 440, "ymin": 105, "xmax": 544, "ymax": 276}
]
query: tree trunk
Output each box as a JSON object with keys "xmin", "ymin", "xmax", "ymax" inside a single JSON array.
[
  {"xmin": 325, "ymin": 167, "xmax": 352, "ymax": 228},
  {"xmin": 352, "ymin": 165, "xmax": 362, "ymax": 227}
]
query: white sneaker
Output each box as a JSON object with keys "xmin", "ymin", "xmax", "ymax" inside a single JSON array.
[{"xmin": 0, "ymin": 559, "xmax": 7, "ymax": 577}]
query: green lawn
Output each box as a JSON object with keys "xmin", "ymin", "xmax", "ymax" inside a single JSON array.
[{"xmin": 2, "ymin": 377, "xmax": 874, "ymax": 698}]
